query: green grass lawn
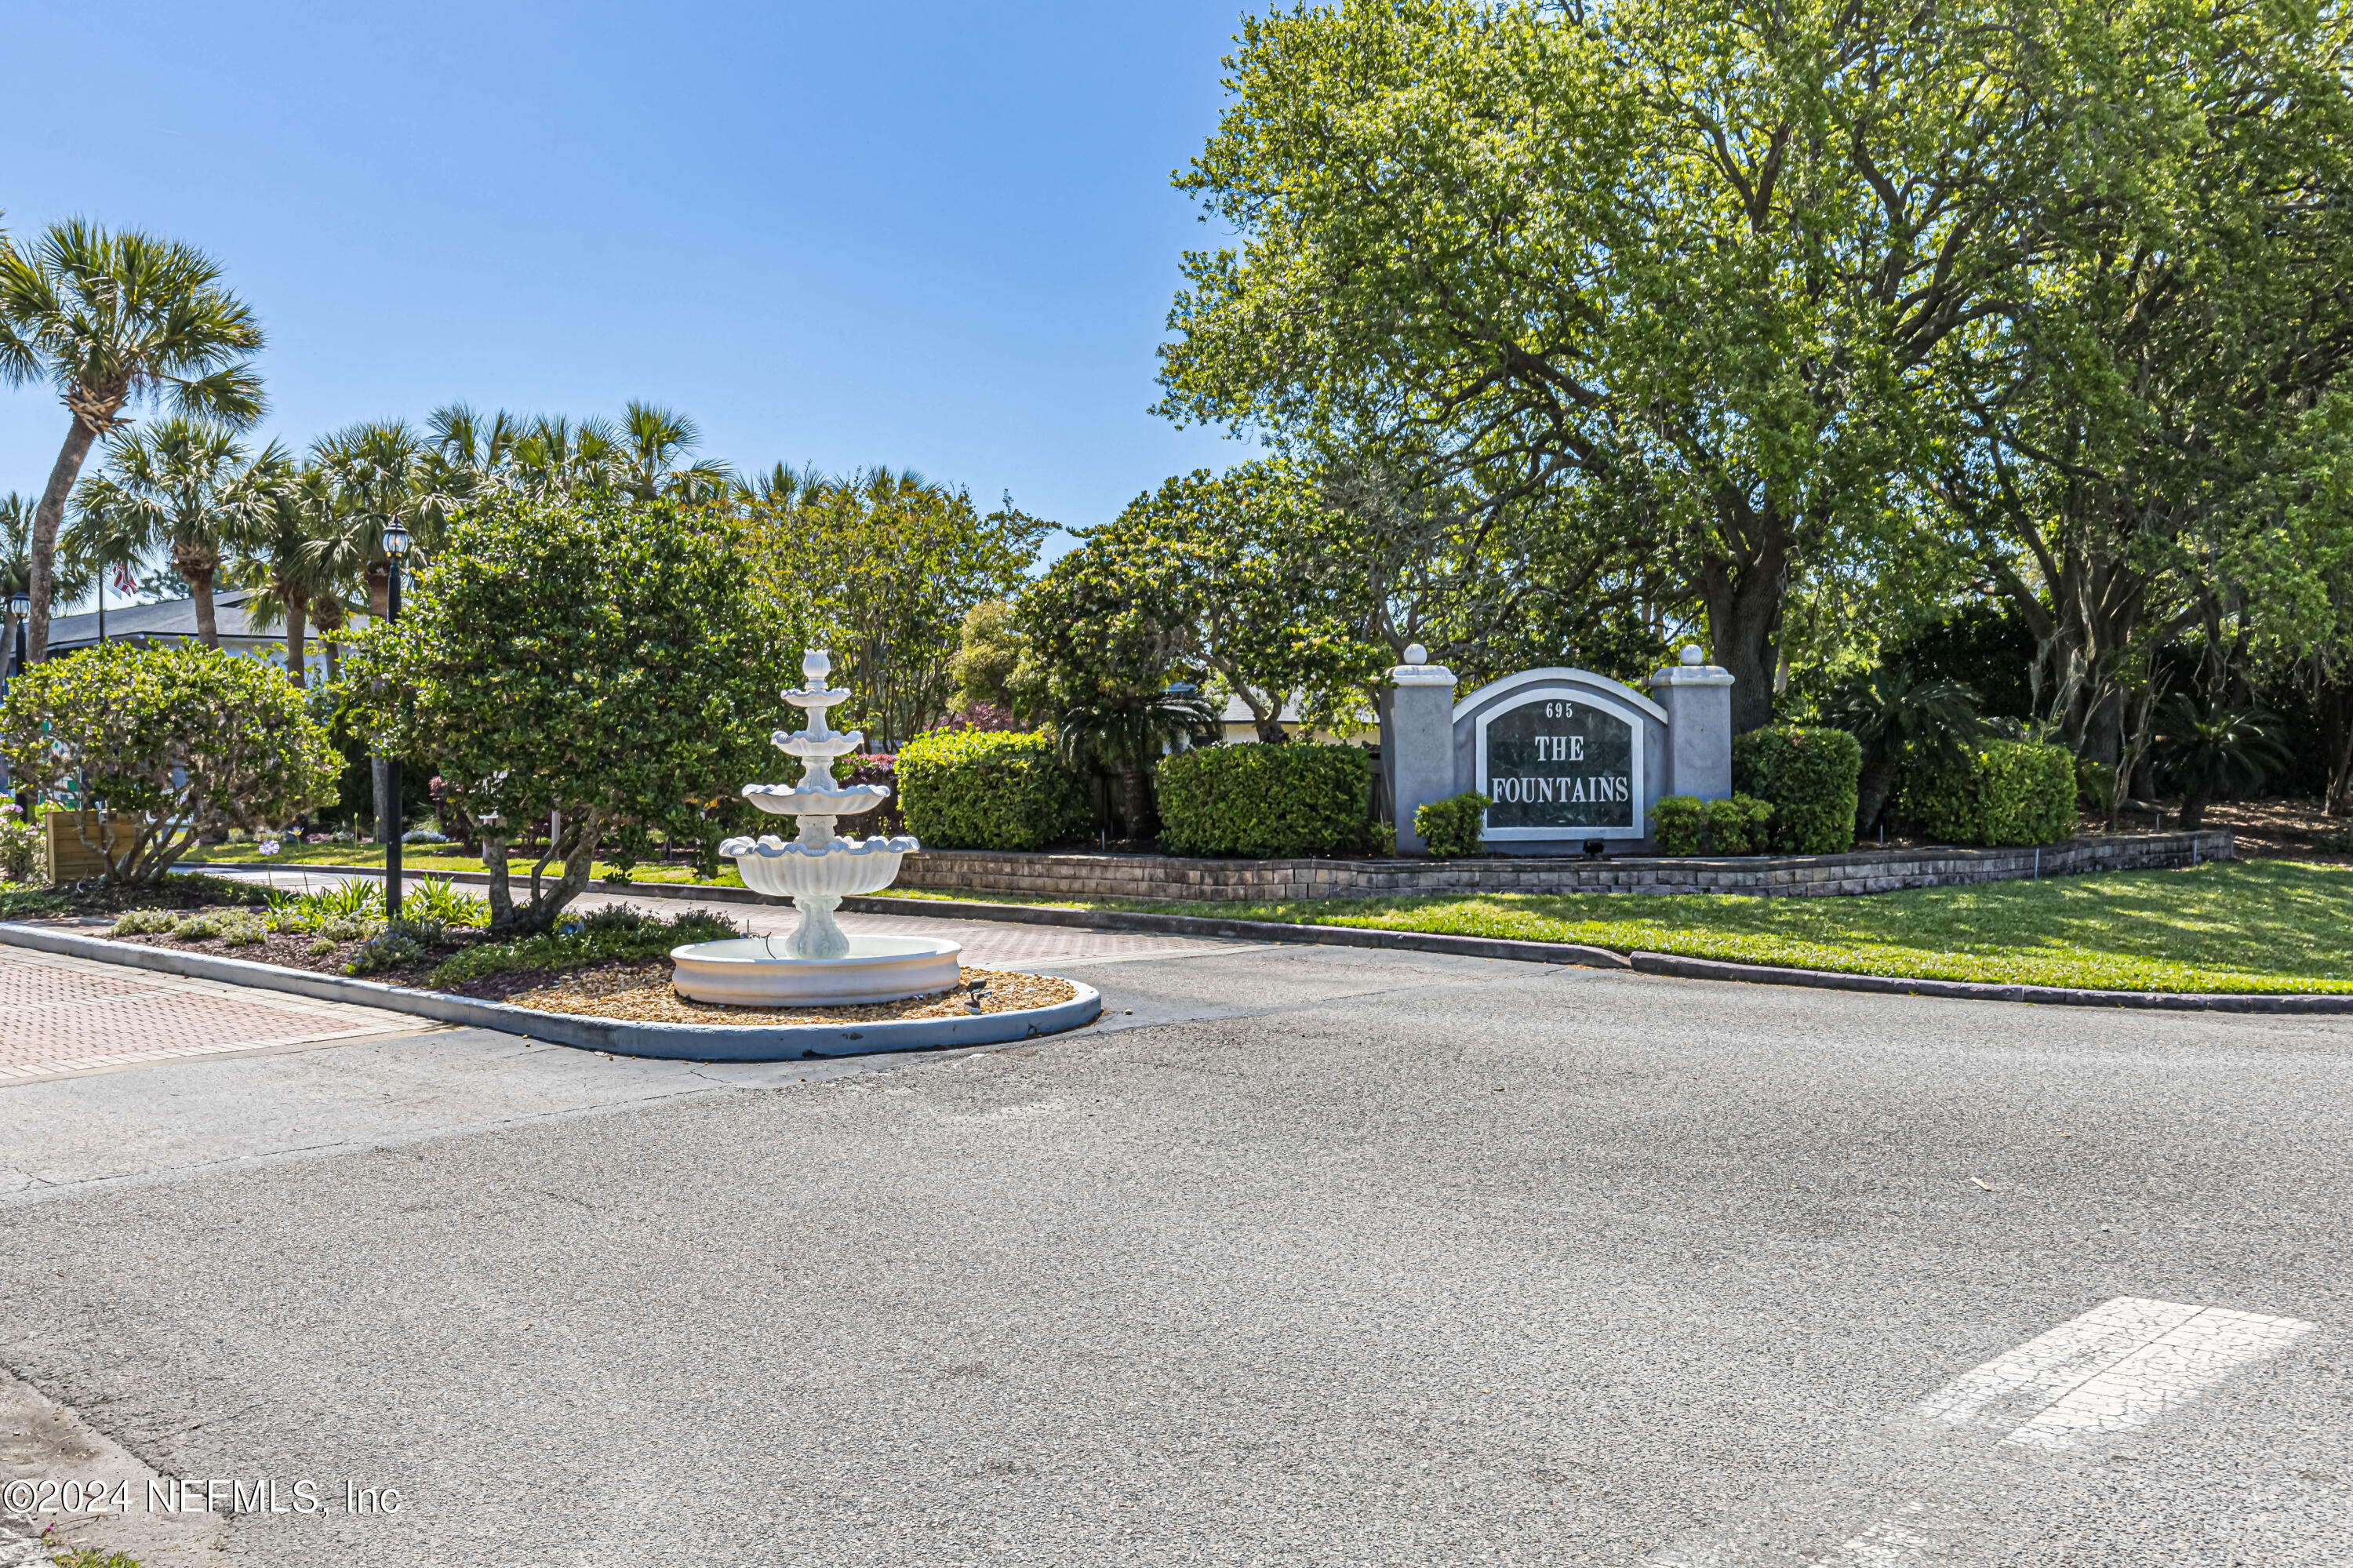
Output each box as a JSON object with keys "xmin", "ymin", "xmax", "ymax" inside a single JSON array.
[
  {"xmin": 878, "ymin": 860, "xmax": 2353, "ymax": 994},
  {"xmin": 186, "ymin": 842, "xmax": 747, "ymax": 889}
]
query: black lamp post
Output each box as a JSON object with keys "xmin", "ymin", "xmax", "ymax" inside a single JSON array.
[{"xmin": 379, "ymin": 522, "xmax": 410, "ymax": 919}]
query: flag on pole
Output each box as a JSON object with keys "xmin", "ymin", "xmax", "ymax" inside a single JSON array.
[{"xmin": 111, "ymin": 561, "xmax": 136, "ymax": 595}]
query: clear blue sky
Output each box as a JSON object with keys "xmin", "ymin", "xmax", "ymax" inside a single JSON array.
[{"xmin": 0, "ymin": 0, "xmax": 1260, "ymax": 602}]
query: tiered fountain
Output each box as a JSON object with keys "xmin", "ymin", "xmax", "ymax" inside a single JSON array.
[{"xmin": 668, "ymin": 651, "xmax": 962, "ymax": 1006}]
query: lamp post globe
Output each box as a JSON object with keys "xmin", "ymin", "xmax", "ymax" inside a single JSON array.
[
  {"xmin": 5, "ymin": 591, "xmax": 26, "ymax": 680},
  {"xmin": 378, "ymin": 523, "xmax": 411, "ymax": 918}
]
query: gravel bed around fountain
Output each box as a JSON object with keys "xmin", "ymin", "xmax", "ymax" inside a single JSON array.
[{"xmin": 493, "ymin": 962, "xmax": 1076, "ymax": 1025}]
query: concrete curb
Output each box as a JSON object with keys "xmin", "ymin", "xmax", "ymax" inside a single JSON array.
[
  {"xmin": 173, "ymin": 864, "xmax": 2352, "ymax": 1013},
  {"xmin": 182, "ymin": 860, "xmax": 777, "ymax": 908},
  {"xmin": 1625, "ymin": 950, "xmax": 2353, "ymax": 1013},
  {"xmin": 176, "ymin": 864, "xmax": 1638, "ymax": 973},
  {"xmin": 0, "ymin": 922, "xmax": 1103, "ymax": 1061}
]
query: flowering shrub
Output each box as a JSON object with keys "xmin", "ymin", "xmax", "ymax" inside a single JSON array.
[
  {"xmin": 0, "ymin": 642, "xmax": 339, "ymax": 885},
  {"xmin": 834, "ymin": 752, "xmax": 906, "ymax": 835},
  {"xmin": 0, "ymin": 804, "xmax": 38, "ymax": 885}
]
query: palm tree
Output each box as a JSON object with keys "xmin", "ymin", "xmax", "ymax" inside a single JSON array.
[
  {"xmin": 510, "ymin": 415, "xmax": 623, "ymax": 497},
  {"xmin": 72, "ymin": 419, "xmax": 283, "ymax": 647},
  {"xmin": 2153, "ymin": 697, "xmax": 2289, "ymax": 830},
  {"xmin": 732, "ymin": 461, "xmax": 813, "ymax": 511},
  {"xmin": 229, "ymin": 460, "xmax": 340, "ymax": 686},
  {"xmin": 0, "ymin": 220, "xmax": 264, "ymax": 660},
  {"xmin": 1820, "ymin": 668, "xmax": 1984, "ymax": 835},
  {"xmin": 616, "ymin": 401, "xmax": 731, "ymax": 501},
  {"xmin": 57, "ymin": 485, "xmax": 144, "ymax": 644},
  {"xmin": 312, "ymin": 421, "xmax": 429, "ymax": 618},
  {"xmin": 416, "ymin": 403, "xmax": 520, "ymax": 533}
]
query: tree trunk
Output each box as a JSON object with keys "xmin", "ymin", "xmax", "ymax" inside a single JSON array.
[
  {"xmin": 366, "ymin": 561, "xmax": 390, "ymax": 620},
  {"xmin": 1121, "ymin": 762, "xmax": 1149, "ymax": 841},
  {"xmin": 482, "ymin": 833, "xmax": 518, "ymax": 931},
  {"xmin": 1855, "ymin": 758, "xmax": 1896, "ymax": 836},
  {"xmin": 2318, "ymin": 672, "xmax": 2353, "ymax": 817},
  {"xmin": 1701, "ymin": 539, "xmax": 1790, "ymax": 734},
  {"xmin": 27, "ymin": 418, "xmax": 100, "ymax": 664},
  {"xmin": 186, "ymin": 564, "xmax": 220, "ymax": 648},
  {"xmin": 284, "ymin": 598, "xmax": 307, "ymax": 687},
  {"xmin": 2179, "ymin": 788, "xmax": 2209, "ymax": 831}
]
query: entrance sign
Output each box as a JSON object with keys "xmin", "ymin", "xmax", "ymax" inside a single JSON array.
[
  {"xmin": 1476, "ymin": 690, "xmax": 1639, "ymax": 837},
  {"xmin": 1383, "ymin": 647, "xmax": 1731, "ymax": 857}
]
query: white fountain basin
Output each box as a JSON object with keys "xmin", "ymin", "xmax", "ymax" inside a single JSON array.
[
  {"xmin": 671, "ymin": 934, "xmax": 964, "ymax": 1006},
  {"xmin": 718, "ymin": 833, "xmax": 916, "ymax": 900},
  {"xmin": 743, "ymin": 781, "xmax": 891, "ymax": 818}
]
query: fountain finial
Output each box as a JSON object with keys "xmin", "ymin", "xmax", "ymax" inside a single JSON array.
[{"xmin": 802, "ymin": 648, "xmax": 832, "ymax": 684}]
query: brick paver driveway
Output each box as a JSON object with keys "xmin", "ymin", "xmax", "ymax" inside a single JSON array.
[{"xmin": 0, "ymin": 946, "xmax": 435, "ymax": 1085}]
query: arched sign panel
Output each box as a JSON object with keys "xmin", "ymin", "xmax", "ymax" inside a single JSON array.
[
  {"xmin": 1478, "ymin": 692, "xmax": 1638, "ymax": 835},
  {"xmin": 1451, "ymin": 669, "xmax": 1666, "ymax": 848}
]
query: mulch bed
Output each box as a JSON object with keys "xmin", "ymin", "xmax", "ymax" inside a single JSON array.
[
  {"xmin": 96, "ymin": 923, "xmax": 495, "ymax": 988},
  {"xmin": 483, "ymin": 964, "xmax": 1076, "ymax": 1025},
  {"xmin": 40, "ymin": 908, "xmax": 1077, "ymax": 1026}
]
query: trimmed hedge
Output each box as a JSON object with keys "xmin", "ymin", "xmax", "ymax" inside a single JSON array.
[
  {"xmin": 1898, "ymin": 740, "xmax": 2076, "ymax": 846},
  {"xmin": 1155, "ymin": 742, "xmax": 1372, "ymax": 858},
  {"xmin": 1731, "ymin": 726, "xmax": 1863, "ymax": 855},
  {"xmin": 1653, "ymin": 793, "xmax": 1773, "ymax": 856},
  {"xmin": 1414, "ymin": 791, "xmax": 1492, "ymax": 858},
  {"xmin": 895, "ymin": 728, "xmax": 1089, "ymax": 850}
]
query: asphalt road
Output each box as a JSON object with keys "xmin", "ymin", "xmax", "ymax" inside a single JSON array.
[{"xmin": 2, "ymin": 941, "xmax": 2348, "ymax": 1565}]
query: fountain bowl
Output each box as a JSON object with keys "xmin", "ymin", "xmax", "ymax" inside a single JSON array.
[
  {"xmin": 670, "ymin": 933, "xmax": 964, "ymax": 1007},
  {"xmin": 720, "ymin": 832, "xmax": 916, "ymax": 901}
]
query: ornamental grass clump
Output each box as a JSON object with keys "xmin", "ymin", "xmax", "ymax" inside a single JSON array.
[{"xmin": 347, "ymin": 918, "xmax": 446, "ymax": 977}]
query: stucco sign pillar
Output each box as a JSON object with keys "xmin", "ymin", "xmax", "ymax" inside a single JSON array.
[
  {"xmin": 1646, "ymin": 645, "xmax": 1737, "ymax": 801},
  {"xmin": 1388, "ymin": 644, "xmax": 1457, "ymax": 855}
]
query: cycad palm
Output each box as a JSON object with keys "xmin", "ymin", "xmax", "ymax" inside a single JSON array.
[
  {"xmin": 0, "ymin": 220, "xmax": 264, "ymax": 660},
  {"xmin": 74, "ymin": 418, "xmax": 284, "ymax": 646},
  {"xmin": 1820, "ymin": 668, "xmax": 1984, "ymax": 834}
]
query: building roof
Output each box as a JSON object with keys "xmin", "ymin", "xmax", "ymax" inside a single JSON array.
[{"xmin": 43, "ymin": 590, "xmax": 365, "ymax": 653}]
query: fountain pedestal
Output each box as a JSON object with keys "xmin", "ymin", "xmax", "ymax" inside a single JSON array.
[{"xmin": 669, "ymin": 650, "xmax": 962, "ymax": 1006}]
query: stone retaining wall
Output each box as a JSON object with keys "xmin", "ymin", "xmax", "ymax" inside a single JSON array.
[{"xmin": 894, "ymin": 830, "xmax": 2234, "ymax": 903}]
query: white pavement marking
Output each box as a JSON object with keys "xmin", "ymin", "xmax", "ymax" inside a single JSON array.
[
  {"xmin": 1916, "ymin": 1295, "xmax": 2315, "ymax": 1450},
  {"xmin": 1828, "ymin": 1520, "xmax": 1936, "ymax": 1566},
  {"xmin": 1646, "ymin": 1294, "xmax": 2321, "ymax": 1566}
]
